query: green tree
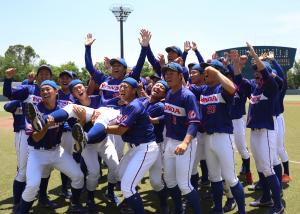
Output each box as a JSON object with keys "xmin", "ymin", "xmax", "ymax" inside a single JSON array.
[{"xmin": 0, "ymin": 45, "xmax": 39, "ymax": 81}]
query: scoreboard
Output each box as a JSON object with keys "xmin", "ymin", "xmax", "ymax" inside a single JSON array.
[{"xmin": 216, "ymin": 46, "xmax": 297, "ymax": 79}]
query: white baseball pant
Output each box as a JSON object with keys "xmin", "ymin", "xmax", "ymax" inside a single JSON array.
[
  {"xmin": 14, "ymin": 130, "xmax": 28, "ymax": 182},
  {"xmin": 118, "ymin": 141, "xmax": 159, "ymax": 198},
  {"xmin": 163, "ymin": 137, "xmax": 197, "ymax": 195},
  {"xmin": 192, "ymin": 132, "xmax": 205, "ymax": 175},
  {"xmin": 232, "ymin": 116, "xmax": 250, "ymax": 160},
  {"xmin": 149, "ymin": 143, "xmax": 165, "ymax": 192},
  {"xmin": 204, "ymin": 133, "xmax": 239, "ymax": 187},
  {"xmin": 60, "ymin": 131, "xmax": 75, "ymax": 155},
  {"xmin": 276, "ymin": 114, "xmax": 288, "ymax": 162},
  {"xmin": 22, "ymin": 146, "xmax": 84, "ymax": 202},
  {"xmin": 81, "ymin": 137, "xmax": 119, "ymax": 191},
  {"xmin": 250, "ymin": 128, "xmax": 276, "ymax": 177}
]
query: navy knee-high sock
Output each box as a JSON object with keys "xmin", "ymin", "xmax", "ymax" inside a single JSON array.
[
  {"xmin": 13, "ymin": 180, "xmax": 26, "ymax": 205},
  {"xmin": 211, "ymin": 181, "xmax": 223, "ymax": 212},
  {"xmin": 19, "ymin": 198, "xmax": 34, "ymax": 214},
  {"xmin": 107, "ymin": 182, "xmax": 115, "ymax": 195},
  {"xmin": 60, "ymin": 173, "xmax": 69, "ymax": 190},
  {"xmin": 185, "ymin": 189, "xmax": 202, "ymax": 214},
  {"xmin": 191, "ymin": 173, "xmax": 199, "ymax": 191},
  {"xmin": 126, "ymin": 193, "xmax": 145, "ymax": 214},
  {"xmin": 200, "ymin": 160, "xmax": 208, "ymax": 182},
  {"xmin": 39, "ymin": 176, "xmax": 50, "ymax": 201},
  {"xmin": 156, "ymin": 187, "xmax": 168, "ymax": 209},
  {"xmin": 230, "ymin": 182, "xmax": 246, "ymax": 214},
  {"xmin": 273, "ymin": 164, "xmax": 283, "ymax": 190},
  {"xmin": 265, "ymin": 174, "xmax": 282, "ymax": 209},
  {"xmin": 242, "ymin": 158, "xmax": 250, "ymax": 173},
  {"xmin": 49, "ymin": 109, "xmax": 69, "ymax": 122},
  {"xmin": 168, "ymin": 186, "xmax": 183, "ymax": 213},
  {"xmin": 87, "ymin": 190, "xmax": 94, "ymax": 202},
  {"xmin": 71, "ymin": 187, "xmax": 82, "ymax": 205},
  {"xmin": 87, "ymin": 123, "xmax": 106, "ymax": 144},
  {"xmin": 258, "ymin": 172, "xmax": 271, "ymax": 202},
  {"xmin": 282, "ymin": 161, "xmax": 289, "ymax": 175}
]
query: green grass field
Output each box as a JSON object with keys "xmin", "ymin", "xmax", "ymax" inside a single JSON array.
[{"xmin": 0, "ymin": 96, "xmax": 299, "ymax": 213}]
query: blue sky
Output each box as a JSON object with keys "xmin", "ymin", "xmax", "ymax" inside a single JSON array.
[{"xmin": 0, "ymin": 0, "xmax": 299, "ymax": 69}]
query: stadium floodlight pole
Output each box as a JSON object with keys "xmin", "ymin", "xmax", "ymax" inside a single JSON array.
[{"xmin": 110, "ymin": 4, "xmax": 133, "ymax": 58}]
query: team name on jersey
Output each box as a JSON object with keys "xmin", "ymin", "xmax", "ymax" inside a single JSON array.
[
  {"xmin": 58, "ymin": 100, "xmax": 72, "ymax": 108},
  {"xmin": 24, "ymin": 95, "xmax": 42, "ymax": 105},
  {"xmin": 164, "ymin": 103, "xmax": 186, "ymax": 116},
  {"xmin": 100, "ymin": 82, "xmax": 120, "ymax": 92},
  {"xmin": 249, "ymin": 93, "xmax": 268, "ymax": 104},
  {"xmin": 200, "ymin": 93, "xmax": 225, "ymax": 105}
]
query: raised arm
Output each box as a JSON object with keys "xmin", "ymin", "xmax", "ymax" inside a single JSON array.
[
  {"xmin": 192, "ymin": 42, "xmax": 205, "ymax": 63},
  {"xmin": 129, "ymin": 29, "xmax": 151, "ymax": 80},
  {"xmin": 84, "ymin": 33, "xmax": 107, "ymax": 84}
]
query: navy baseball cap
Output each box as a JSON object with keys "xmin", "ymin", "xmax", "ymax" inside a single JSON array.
[
  {"xmin": 200, "ymin": 59, "xmax": 228, "ymax": 74},
  {"xmin": 110, "ymin": 58, "xmax": 128, "ymax": 68},
  {"xmin": 37, "ymin": 65, "xmax": 52, "ymax": 76},
  {"xmin": 191, "ymin": 64, "xmax": 204, "ymax": 74},
  {"xmin": 156, "ymin": 80, "xmax": 169, "ymax": 91},
  {"xmin": 150, "ymin": 73, "xmax": 161, "ymax": 80},
  {"xmin": 69, "ymin": 79, "xmax": 83, "ymax": 92},
  {"xmin": 188, "ymin": 62, "xmax": 196, "ymax": 69},
  {"xmin": 40, "ymin": 80, "xmax": 58, "ymax": 90},
  {"xmin": 165, "ymin": 46, "xmax": 183, "ymax": 57},
  {"xmin": 122, "ymin": 77, "xmax": 138, "ymax": 89},
  {"xmin": 252, "ymin": 61, "xmax": 272, "ymax": 73},
  {"xmin": 59, "ymin": 70, "xmax": 73, "ymax": 78},
  {"xmin": 162, "ymin": 62, "xmax": 183, "ymax": 74}
]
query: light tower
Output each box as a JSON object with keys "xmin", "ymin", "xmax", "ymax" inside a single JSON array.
[{"xmin": 110, "ymin": 4, "xmax": 133, "ymax": 58}]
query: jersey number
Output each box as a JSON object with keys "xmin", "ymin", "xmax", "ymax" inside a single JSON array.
[{"xmin": 207, "ymin": 105, "xmax": 216, "ymax": 114}]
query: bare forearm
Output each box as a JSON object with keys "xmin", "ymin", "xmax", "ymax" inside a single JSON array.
[
  {"xmin": 218, "ymin": 74, "xmax": 236, "ymax": 95},
  {"xmin": 32, "ymin": 126, "xmax": 49, "ymax": 142},
  {"xmin": 106, "ymin": 125, "xmax": 128, "ymax": 135}
]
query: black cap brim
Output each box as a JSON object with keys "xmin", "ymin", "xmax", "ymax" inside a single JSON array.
[{"xmin": 59, "ymin": 71, "xmax": 73, "ymax": 78}]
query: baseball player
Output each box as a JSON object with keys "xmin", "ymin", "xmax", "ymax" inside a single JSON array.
[
  {"xmin": 57, "ymin": 70, "xmax": 76, "ymax": 199},
  {"xmin": 4, "ymin": 100, "xmax": 28, "ymax": 212},
  {"xmin": 146, "ymin": 39, "xmax": 189, "ymax": 82},
  {"xmin": 188, "ymin": 64, "xmax": 210, "ymax": 190},
  {"xmin": 18, "ymin": 80, "xmax": 85, "ymax": 214},
  {"xmin": 68, "ymin": 77, "xmax": 159, "ymax": 213},
  {"xmin": 269, "ymin": 54, "xmax": 291, "ymax": 183},
  {"xmin": 236, "ymin": 42, "xmax": 283, "ymax": 214},
  {"xmin": 182, "ymin": 41, "xmax": 205, "ymax": 66},
  {"xmin": 162, "ymin": 62, "xmax": 202, "ymax": 214},
  {"xmin": 85, "ymin": 29, "xmax": 151, "ymax": 162},
  {"xmin": 138, "ymin": 79, "xmax": 169, "ymax": 214},
  {"xmin": 3, "ymin": 66, "xmax": 58, "ymax": 209},
  {"xmin": 69, "ymin": 79, "xmax": 121, "ymax": 210},
  {"xmin": 191, "ymin": 59, "xmax": 246, "ymax": 214}
]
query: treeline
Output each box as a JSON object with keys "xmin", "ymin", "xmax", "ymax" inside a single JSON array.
[{"xmin": 0, "ymin": 44, "xmax": 154, "ymax": 83}]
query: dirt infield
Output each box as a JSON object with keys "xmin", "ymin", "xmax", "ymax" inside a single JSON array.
[
  {"xmin": 285, "ymin": 101, "xmax": 300, "ymax": 106},
  {"xmin": 0, "ymin": 116, "xmax": 13, "ymax": 128}
]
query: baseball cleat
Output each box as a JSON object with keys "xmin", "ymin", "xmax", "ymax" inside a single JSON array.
[
  {"xmin": 38, "ymin": 197, "xmax": 59, "ymax": 209},
  {"xmin": 72, "ymin": 123, "xmax": 86, "ymax": 153},
  {"xmin": 26, "ymin": 102, "xmax": 45, "ymax": 131},
  {"xmin": 103, "ymin": 190, "xmax": 121, "ymax": 206},
  {"xmin": 248, "ymin": 182, "xmax": 262, "ymax": 191},
  {"xmin": 249, "ymin": 197, "xmax": 274, "ymax": 207},
  {"xmin": 267, "ymin": 205, "xmax": 284, "ymax": 214},
  {"xmin": 223, "ymin": 198, "xmax": 236, "ymax": 213},
  {"xmin": 282, "ymin": 174, "xmax": 292, "ymax": 183}
]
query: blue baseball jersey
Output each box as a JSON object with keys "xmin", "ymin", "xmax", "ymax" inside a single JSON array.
[
  {"xmin": 231, "ymin": 80, "xmax": 247, "ymax": 120},
  {"xmin": 118, "ymin": 98, "xmax": 156, "ymax": 145},
  {"xmin": 271, "ymin": 59, "xmax": 287, "ymax": 115},
  {"xmin": 164, "ymin": 87, "xmax": 200, "ymax": 141},
  {"xmin": 190, "ymin": 84, "xmax": 234, "ymax": 134},
  {"xmin": 4, "ymin": 100, "xmax": 26, "ymax": 132},
  {"xmin": 27, "ymin": 102, "xmax": 63, "ymax": 149},
  {"xmin": 85, "ymin": 46, "xmax": 148, "ymax": 99},
  {"xmin": 140, "ymin": 97, "xmax": 165, "ymax": 143},
  {"xmin": 235, "ymin": 68, "xmax": 279, "ymax": 130}
]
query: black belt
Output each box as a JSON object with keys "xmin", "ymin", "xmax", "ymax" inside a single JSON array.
[
  {"xmin": 251, "ymin": 128, "xmax": 262, "ymax": 131},
  {"xmin": 33, "ymin": 145, "xmax": 59, "ymax": 151}
]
